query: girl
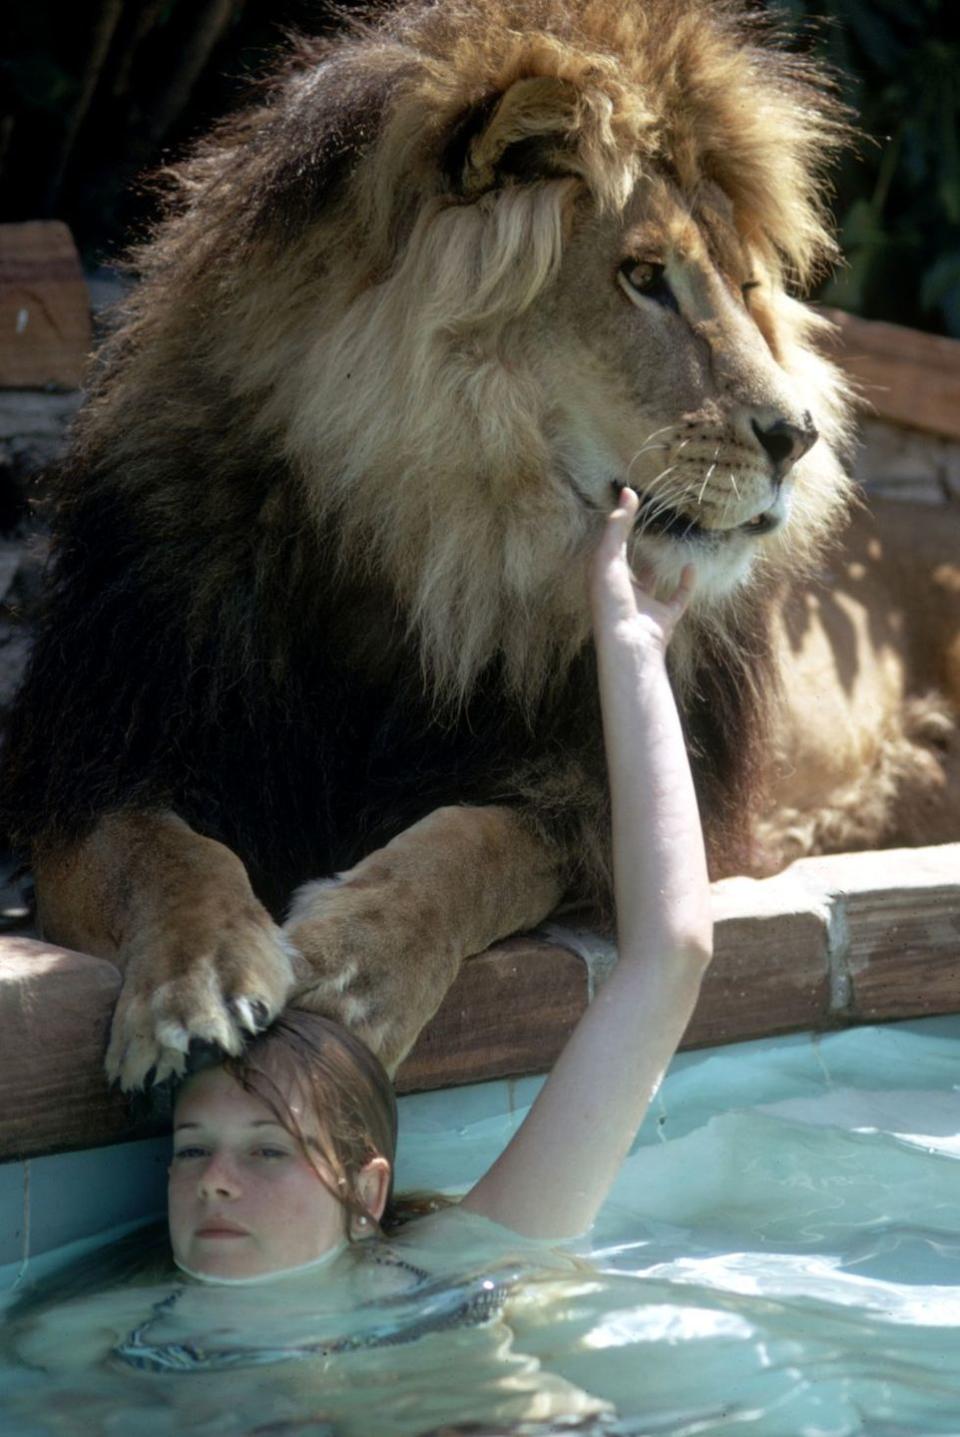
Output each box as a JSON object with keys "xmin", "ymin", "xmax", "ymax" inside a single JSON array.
[{"xmin": 7, "ymin": 489, "xmax": 711, "ymax": 1432}]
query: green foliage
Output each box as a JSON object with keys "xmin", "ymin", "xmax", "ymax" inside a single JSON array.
[
  {"xmin": 774, "ymin": 0, "xmax": 960, "ymax": 336},
  {"xmin": 5, "ymin": 1, "xmax": 957, "ymax": 336}
]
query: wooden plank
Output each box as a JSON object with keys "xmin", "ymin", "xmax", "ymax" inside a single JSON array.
[
  {"xmin": 847, "ymin": 889, "xmax": 960, "ymax": 1021},
  {"xmin": 0, "ymin": 221, "xmax": 92, "ymax": 389},
  {"xmin": 685, "ymin": 874, "xmax": 832, "ymax": 1048},
  {"xmin": 0, "ymin": 934, "xmax": 589, "ymax": 1158},
  {"xmin": 2, "ymin": 843, "xmax": 957, "ymax": 1161},
  {"xmin": 795, "ymin": 844, "xmax": 960, "ymax": 1023},
  {"xmin": 0, "ymin": 939, "xmax": 146, "ymax": 1160},
  {"xmin": 396, "ymin": 937, "xmax": 588, "ymax": 1092},
  {"xmin": 823, "ymin": 306, "xmax": 960, "ymax": 443}
]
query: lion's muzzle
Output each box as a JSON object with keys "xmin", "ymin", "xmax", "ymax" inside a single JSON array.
[{"xmin": 751, "ymin": 412, "xmax": 819, "ymax": 478}]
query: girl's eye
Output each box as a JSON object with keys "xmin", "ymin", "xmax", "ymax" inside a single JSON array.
[
  {"xmin": 173, "ymin": 1146, "xmax": 209, "ymax": 1161},
  {"xmin": 253, "ymin": 1147, "xmax": 290, "ymax": 1160}
]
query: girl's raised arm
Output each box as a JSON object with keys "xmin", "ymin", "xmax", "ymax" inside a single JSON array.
[{"xmin": 460, "ymin": 488, "xmax": 713, "ymax": 1239}]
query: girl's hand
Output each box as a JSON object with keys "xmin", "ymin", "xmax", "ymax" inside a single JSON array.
[
  {"xmin": 588, "ymin": 487, "xmax": 696, "ymax": 652},
  {"xmin": 461, "ymin": 486, "xmax": 710, "ymax": 1241}
]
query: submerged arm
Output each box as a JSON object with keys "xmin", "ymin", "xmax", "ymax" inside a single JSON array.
[{"xmin": 460, "ymin": 489, "xmax": 713, "ymax": 1239}]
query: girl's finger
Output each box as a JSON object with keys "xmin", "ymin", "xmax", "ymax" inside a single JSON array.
[
  {"xmin": 668, "ymin": 563, "xmax": 697, "ymax": 610},
  {"xmin": 614, "ymin": 485, "xmax": 639, "ymax": 520},
  {"xmin": 633, "ymin": 562, "xmax": 658, "ymax": 593},
  {"xmin": 606, "ymin": 486, "xmax": 639, "ymax": 528},
  {"xmin": 596, "ymin": 486, "xmax": 638, "ymax": 561}
]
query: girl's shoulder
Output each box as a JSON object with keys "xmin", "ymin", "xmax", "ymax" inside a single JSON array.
[
  {"xmin": 12, "ymin": 1283, "xmax": 172, "ymax": 1373},
  {"xmin": 389, "ymin": 1203, "xmax": 583, "ymax": 1273},
  {"xmin": 5, "ymin": 1221, "xmax": 175, "ymax": 1374}
]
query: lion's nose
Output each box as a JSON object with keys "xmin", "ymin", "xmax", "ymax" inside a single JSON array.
[{"xmin": 751, "ymin": 413, "xmax": 818, "ymax": 474}]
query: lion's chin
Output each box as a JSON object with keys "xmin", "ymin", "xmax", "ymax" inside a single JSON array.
[
  {"xmin": 634, "ymin": 494, "xmax": 786, "ymax": 544},
  {"xmin": 632, "ymin": 496, "xmax": 789, "ymax": 604}
]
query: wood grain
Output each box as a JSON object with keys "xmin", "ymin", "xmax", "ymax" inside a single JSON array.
[
  {"xmin": 2, "ymin": 843, "xmax": 958, "ymax": 1161},
  {"xmin": 686, "ymin": 873, "xmax": 832, "ymax": 1047},
  {"xmin": 796, "ymin": 845, "xmax": 960, "ymax": 1023},
  {"xmin": 822, "ymin": 307, "xmax": 960, "ymax": 442},
  {"xmin": 396, "ymin": 937, "xmax": 588, "ymax": 1091},
  {"xmin": 0, "ymin": 222, "xmax": 92, "ymax": 389},
  {"xmin": 0, "ymin": 939, "xmax": 141, "ymax": 1159}
]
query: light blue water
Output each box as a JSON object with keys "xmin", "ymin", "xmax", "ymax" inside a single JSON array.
[{"xmin": 3, "ymin": 1016, "xmax": 960, "ymax": 1436}]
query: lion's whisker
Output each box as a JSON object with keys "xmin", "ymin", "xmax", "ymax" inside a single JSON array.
[
  {"xmin": 626, "ymin": 433, "xmax": 690, "ymax": 486},
  {"xmin": 696, "ymin": 464, "xmax": 716, "ymax": 508},
  {"xmin": 630, "ymin": 470, "xmax": 682, "ymax": 536},
  {"xmin": 647, "ymin": 463, "xmax": 678, "ymax": 488},
  {"xmin": 624, "ymin": 425, "xmax": 679, "ymax": 483},
  {"xmin": 625, "ymin": 444, "xmax": 670, "ymax": 484},
  {"xmin": 633, "ymin": 484, "xmax": 685, "ymax": 539},
  {"xmin": 626, "ymin": 443, "xmax": 669, "ymax": 469},
  {"xmin": 638, "ymin": 423, "xmax": 677, "ymax": 448},
  {"xmin": 697, "ymin": 444, "xmax": 721, "ymax": 507}
]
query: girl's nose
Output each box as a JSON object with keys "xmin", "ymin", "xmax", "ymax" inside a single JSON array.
[{"xmin": 198, "ymin": 1154, "xmax": 241, "ymax": 1199}]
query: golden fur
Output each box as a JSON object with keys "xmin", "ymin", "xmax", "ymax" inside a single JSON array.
[
  {"xmin": 760, "ymin": 501, "xmax": 960, "ymax": 869},
  {"xmin": 91, "ymin": 0, "xmax": 854, "ymax": 708},
  {"xmin": 7, "ymin": 0, "xmax": 955, "ymax": 1085}
]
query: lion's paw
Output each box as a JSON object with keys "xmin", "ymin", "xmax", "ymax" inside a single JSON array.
[
  {"xmin": 285, "ymin": 868, "xmax": 465, "ymax": 1075},
  {"xmin": 288, "ymin": 953, "xmax": 403, "ymax": 1067},
  {"xmin": 106, "ymin": 921, "xmax": 302, "ymax": 1091},
  {"xmin": 285, "ymin": 928, "xmax": 448, "ymax": 1077}
]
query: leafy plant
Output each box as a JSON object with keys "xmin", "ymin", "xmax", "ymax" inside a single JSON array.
[
  {"xmin": 4, "ymin": 1, "xmax": 958, "ymax": 336},
  {"xmin": 774, "ymin": 0, "xmax": 960, "ymax": 335}
]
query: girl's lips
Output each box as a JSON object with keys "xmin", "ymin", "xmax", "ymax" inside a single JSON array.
[{"xmin": 195, "ymin": 1223, "xmax": 249, "ymax": 1238}]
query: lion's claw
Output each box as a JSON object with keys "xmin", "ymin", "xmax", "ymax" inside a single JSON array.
[
  {"xmin": 229, "ymin": 995, "xmax": 271, "ymax": 1035},
  {"xmin": 184, "ymin": 1038, "xmax": 232, "ymax": 1075},
  {"xmin": 105, "ymin": 923, "xmax": 300, "ymax": 1091}
]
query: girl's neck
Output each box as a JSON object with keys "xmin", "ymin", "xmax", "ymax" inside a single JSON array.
[{"xmin": 175, "ymin": 1239, "xmax": 349, "ymax": 1287}]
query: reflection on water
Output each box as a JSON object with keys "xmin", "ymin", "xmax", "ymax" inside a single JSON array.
[
  {"xmin": 519, "ymin": 1107, "xmax": 960, "ymax": 1436},
  {"xmin": 3, "ymin": 1021, "xmax": 960, "ymax": 1436}
]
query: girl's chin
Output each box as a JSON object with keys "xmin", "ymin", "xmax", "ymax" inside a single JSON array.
[
  {"xmin": 176, "ymin": 1235, "xmax": 346, "ymax": 1280},
  {"xmin": 181, "ymin": 1245, "xmax": 266, "ymax": 1279}
]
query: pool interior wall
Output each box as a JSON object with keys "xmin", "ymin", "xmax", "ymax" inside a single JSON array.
[{"xmin": 3, "ymin": 1014, "xmax": 959, "ymax": 1293}]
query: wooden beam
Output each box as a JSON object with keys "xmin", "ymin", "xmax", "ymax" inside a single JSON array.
[
  {"xmin": 396, "ymin": 937, "xmax": 587, "ymax": 1092},
  {"xmin": 0, "ymin": 940, "xmax": 153, "ymax": 1160},
  {"xmin": 822, "ymin": 307, "xmax": 960, "ymax": 443},
  {"xmin": 0, "ymin": 222, "xmax": 91, "ymax": 389},
  {"xmin": 2, "ymin": 843, "xmax": 957, "ymax": 1162}
]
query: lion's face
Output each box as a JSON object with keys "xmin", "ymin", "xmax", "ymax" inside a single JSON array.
[
  {"xmin": 522, "ymin": 177, "xmax": 847, "ymax": 600},
  {"xmin": 165, "ymin": 3, "xmax": 853, "ymax": 703},
  {"xmin": 263, "ymin": 163, "xmax": 850, "ymax": 701}
]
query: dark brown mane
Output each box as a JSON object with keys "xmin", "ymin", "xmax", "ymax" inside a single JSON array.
[{"xmin": 0, "ymin": 0, "xmax": 849, "ymax": 916}]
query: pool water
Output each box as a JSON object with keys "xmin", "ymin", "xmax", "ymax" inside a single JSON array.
[{"xmin": 3, "ymin": 1016, "xmax": 960, "ymax": 1436}]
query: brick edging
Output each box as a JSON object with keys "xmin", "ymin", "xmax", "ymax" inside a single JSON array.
[{"xmin": 2, "ymin": 842, "xmax": 958, "ymax": 1162}]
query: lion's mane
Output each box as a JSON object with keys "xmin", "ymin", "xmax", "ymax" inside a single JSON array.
[{"xmin": 1, "ymin": 0, "xmax": 851, "ymax": 906}]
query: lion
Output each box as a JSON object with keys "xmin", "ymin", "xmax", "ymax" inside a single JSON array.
[{"xmin": 2, "ymin": 0, "xmax": 957, "ymax": 1090}]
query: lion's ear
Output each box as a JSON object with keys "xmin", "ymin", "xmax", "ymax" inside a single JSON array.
[{"xmin": 446, "ymin": 77, "xmax": 582, "ymax": 196}]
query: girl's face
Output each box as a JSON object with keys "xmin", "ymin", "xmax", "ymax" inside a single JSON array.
[{"xmin": 168, "ymin": 1067, "xmax": 383, "ymax": 1279}]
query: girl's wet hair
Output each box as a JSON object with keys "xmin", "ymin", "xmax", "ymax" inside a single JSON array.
[
  {"xmin": 217, "ymin": 1008, "xmax": 399, "ymax": 1237},
  {"xmin": 3, "ymin": 1013, "xmax": 415, "ymax": 1327}
]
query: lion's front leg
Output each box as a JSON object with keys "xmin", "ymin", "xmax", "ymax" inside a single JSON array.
[
  {"xmin": 285, "ymin": 805, "xmax": 564, "ymax": 1073},
  {"xmin": 36, "ymin": 812, "xmax": 304, "ymax": 1089}
]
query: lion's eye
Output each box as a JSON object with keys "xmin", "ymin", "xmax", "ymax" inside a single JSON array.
[
  {"xmin": 623, "ymin": 260, "xmax": 663, "ymax": 292},
  {"xmin": 618, "ymin": 259, "xmax": 678, "ymax": 314}
]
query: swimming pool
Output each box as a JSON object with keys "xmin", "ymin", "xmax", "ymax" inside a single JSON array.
[{"xmin": 3, "ymin": 1015, "xmax": 960, "ymax": 1435}]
